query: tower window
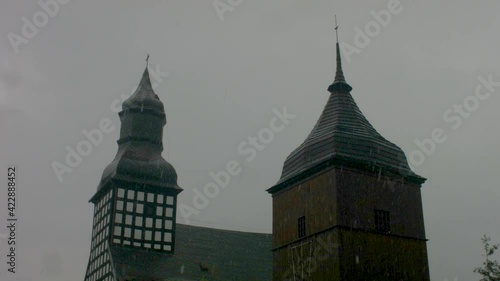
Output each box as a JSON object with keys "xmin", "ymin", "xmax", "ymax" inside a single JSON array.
[
  {"xmin": 117, "ymin": 188, "xmax": 125, "ymax": 198},
  {"xmin": 115, "ymin": 213, "xmax": 122, "ymax": 224},
  {"xmin": 145, "ymin": 218, "xmax": 153, "ymax": 228},
  {"xmin": 165, "ymin": 219, "xmax": 172, "ymax": 230},
  {"xmin": 127, "ymin": 190, "xmax": 135, "ymax": 200},
  {"xmin": 125, "ymin": 215, "xmax": 133, "ymax": 225},
  {"xmin": 145, "ymin": 230, "xmax": 152, "ymax": 240},
  {"xmin": 165, "ymin": 207, "xmax": 173, "ymax": 217},
  {"xmin": 156, "ymin": 219, "xmax": 162, "ymax": 228},
  {"xmin": 147, "ymin": 193, "xmax": 154, "ymax": 202},
  {"xmin": 136, "ymin": 203, "xmax": 143, "ymax": 214},
  {"xmin": 375, "ymin": 209, "xmax": 390, "ymax": 233},
  {"xmin": 164, "ymin": 232, "xmax": 172, "ymax": 242},
  {"xmin": 114, "ymin": 226, "xmax": 121, "ymax": 236},
  {"xmin": 124, "ymin": 228, "xmax": 131, "ymax": 238},
  {"xmin": 135, "ymin": 217, "xmax": 143, "ymax": 227},
  {"xmin": 116, "ymin": 200, "xmax": 124, "ymax": 211},
  {"xmin": 156, "ymin": 206, "xmax": 163, "ymax": 216},
  {"xmin": 298, "ymin": 216, "xmax": 306, "ymax": 238},
  {"xmin": 137, "ymin": 192, "xmax": 144, "ymax": 201},
  {"xmin": 126, "ymin": 202, "xmax": 134, "ymax": 212}
]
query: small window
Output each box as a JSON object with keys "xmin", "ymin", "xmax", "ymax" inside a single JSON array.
[
  {"xmin": 146, "ymin": 218, "xmax": 153, "ymax": 228},
  {"xmin": 145, "ymin": 230, "xmax": 152, "ymax": 240},
  {"xmin": 117, "ymin": 188, "xmax": 125, "ymax": 198},
  {"xmin": 126, "ymin": 202, "xmax": 134, "ymax": 212},
  {"xmin": 125, "ymin": 215, "xmax": 133, "ymax": 225},
  {"xmin": 135, "ymin": 216, "xmax": 143, "ymax": 227},
  {"xmin": 375, "ymin": 209, "xmax": 390, "ymax": 233},
  {"xmin": 164, "ymin": 219, "xmax": 172, "ymax": 230},
  {"xmin": 137, "ymin": 192, "xmax": 144, "ymax": 201},
  {"xmin": 115, "ymin": 213, "xmax": 122, "ymax": 224},
  {"xmin": 156, "ymin": 219, "xmax": 162, "ymax": 228},
  {"xmin": 124, "ymin": 228, "xmax": 131, "ymax": 238},
  {"xmin": 165, "ymin": 207, "xmax": 173, "ymax": 217},
  {"xmin": 114, "ymin": 226, "xmax": 121, "ymax": 236},
  {"xmin": 164, "ymin": 232, "xmax": 172, "ymax": 242},
  {"xmin": 147, "ymin": 193, "xmax": 154, "ymax": 202},
  {"xmin": 156, "ymin": 206, "xmax": 163, "ymax": 216},
  {"xmin": 136, "ymin": 203, "xmax": 144, "ymax": 214},
  {"xmin": 298, "ymin": 216, "xmax": 306, "ymax": 238},
  {"xmin": 166, "ymin": 196, "xmax": 174, "ymax": 205},
  {"xmin": 127, "ymin": 190, "xmax": 134, "ymax": 200}
]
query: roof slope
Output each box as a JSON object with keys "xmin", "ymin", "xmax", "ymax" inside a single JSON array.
[{"xmin": 111, "ymin": 224, "xmax": 272, "ymax": 281}]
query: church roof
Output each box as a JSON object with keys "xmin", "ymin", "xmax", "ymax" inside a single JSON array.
[
  {"xmin": 268, "ymin": 42, "xmax": 424, "ymax": 193},
  {"xmin": 110, "ymin": 224, "xmax": 272, "ymax": 281},
  {"xmin": 95, "ymin": 65, "xmax": 181, "ymax": 196}
]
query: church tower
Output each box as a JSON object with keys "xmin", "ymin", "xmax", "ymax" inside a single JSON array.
[
  {"xmin": 84, "ymin": 64, "xmax": 182, "ymax": 281},
  {"xmin": 267, "ymin": 24, "xmax": 430, "ymax": 280}
]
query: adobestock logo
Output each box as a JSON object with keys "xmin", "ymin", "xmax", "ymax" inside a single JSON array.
[
  {"xmin": 179, "ymin": 106, "xmax": 296, "ymax": 224},
  {"xmin": 213, "ymin": 0, "xmax": 243, "ymax": 22},
  {"xmin": 7, "ymin": 0, "xmax": 72, "ymax": 54},
  {"xmin": 340, "ymin": 0, "xmax": 411, "ymax": 63},
  {"xmin": 51, "ymin": 64, "xmax": 169, "ymax": 183},
  {"xmin": 282, "ymin": 234, "xmax": 340, "ymax": 281},
  {"xmin": 406, "ymin": 74, "xmax": 499, "ymax": 171}
]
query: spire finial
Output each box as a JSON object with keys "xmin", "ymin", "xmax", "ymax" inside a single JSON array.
[
  {"xmin": 334, "ymin": 15, "xmax": 339, "ymax": 43},
  {"xmin": 139, "ymin": 54, "xmax": 153, "ymax": 91},
  {"xmin": 327, "ymin": 14, "xmax": 352, "ymax": 93},
  {"xmin": 333, "ymin": 15, "xmax": 345, "ymax": 83}
]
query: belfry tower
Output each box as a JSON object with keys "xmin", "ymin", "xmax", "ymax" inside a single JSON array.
[
  {"xmin": 84, "ymin": 64, "xmax": 182, "ymax": 281},
  {"xmin": 267, "ymin": 22, "xmax": 430, "ymax": 280}
]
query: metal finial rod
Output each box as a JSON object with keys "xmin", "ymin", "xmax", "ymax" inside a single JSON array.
[
  {"xmin": 146, "ymin": 53, "xmax": 150, "ymax": 66},
  {"xmin": 334, "ymin": 15, "xmax": 339, "ymax": 43}
]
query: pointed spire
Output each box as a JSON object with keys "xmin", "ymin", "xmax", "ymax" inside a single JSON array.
[
  {"xmin": 334, "ymin": 42, "xmax": 347, "ymax": 83},
  {"xmin": 328, "ymin": 15, "xmax": 352, "ymax": 93},
  {"xmin": 121, "ymin": 57, "xmax": 163, "ymax": 115},
  {"xmin": 138, "ymin": 61, "xmax": 153, "ymax": 91}
]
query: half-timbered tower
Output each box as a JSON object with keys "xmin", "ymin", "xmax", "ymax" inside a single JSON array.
[
  {"xmin": 83, "ymin": 65, "xmax": 182, "ymax": 281},
  {"xmin": 83, "ymin": 64, "xmax": 272, "ymax": 281}
]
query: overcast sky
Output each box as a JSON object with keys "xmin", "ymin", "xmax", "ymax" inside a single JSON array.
[{"xmin": 0, "ymin": 0, "xmax": 499, "ymax": 280}]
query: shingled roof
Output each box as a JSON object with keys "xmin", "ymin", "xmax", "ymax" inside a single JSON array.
[
  {"xmin": 268, "ymin": 43, "xmax": 425, "ymax": 193},
  {"xmin": 110, "ymin": 224, "xmax": 272, "ymax": 281},
  {"xmin": 95, "ymin": 66, "xmax": 181, "ymax": 197}
]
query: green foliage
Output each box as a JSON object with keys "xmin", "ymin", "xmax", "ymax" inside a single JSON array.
[{"xmin": 474, "ymin": 235, "xmax": 500, "ymax": 281}]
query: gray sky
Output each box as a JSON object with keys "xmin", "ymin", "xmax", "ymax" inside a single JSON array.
[{"xmin": 0, "ymin": 0, "xmax": 499, "ymax": 280}]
